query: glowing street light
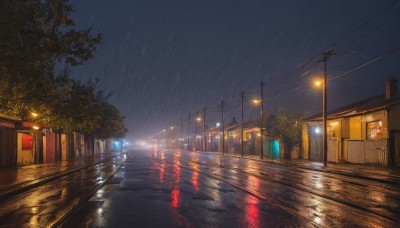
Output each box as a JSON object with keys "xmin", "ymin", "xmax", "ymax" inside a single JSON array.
[
  {"xmin": 314, "ymin": 80, "xmax": 323, "ymax": 87},
  {"xmin": 31, "ymin": 112, "xmax": 39, "ymax": 117}
]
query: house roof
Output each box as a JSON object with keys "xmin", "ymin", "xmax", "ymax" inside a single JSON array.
[
  {"xmin": 0, "ymin": 114, "xmax": 21, "ymax": 123},
  {"xmin": 225, "ymin": 117, "xmax": 240, "ymax": 130},
  {"xmin": 303, "ymin": 93, "xmax": 400, "ymax": 122}
]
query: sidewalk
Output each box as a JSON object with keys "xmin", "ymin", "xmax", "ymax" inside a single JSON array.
[
  {"xmin": 0, "ymin": 151, "xmax": 123, "ymax": 202},
  {"xmin": 200, "ymin": 151, "xmax": 400, "ymax": 185}
]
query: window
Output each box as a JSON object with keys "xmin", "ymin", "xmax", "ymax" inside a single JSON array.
[{"xmin": 367, "ymin": 121, "xmax": 383, "ymax": 140}]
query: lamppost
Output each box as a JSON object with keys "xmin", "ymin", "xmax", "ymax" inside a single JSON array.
[
  {"xmin": 314, "ymin": 78, "xmax": 327, "ymax": 167},
  {"xmin": 252, "ymin": 81, "xmax": 264, "ymax": 159},
  {"xmin": 170, "ymin": 124, "xmax": 175, "ymax": 150},
  {"xmin": 317, "ymin": 50, "xmax": 335, "ymax": 167},
  {"xmin": 252, "ymin": 98, "xmax": 264, "ymax": 159},
  {"xmin": 195, "ymin": 115, "xmax": 201, "ymax": 151}
]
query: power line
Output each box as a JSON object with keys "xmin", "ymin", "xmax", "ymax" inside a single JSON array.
[{"xmin": 263, "ymin": 47, "xmax": 400, "ymax": 102}]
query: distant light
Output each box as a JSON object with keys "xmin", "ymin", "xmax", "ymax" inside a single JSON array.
[
  {"xmin": 170, "ymin": 126, "xmax": 174, "ymax": 130},
  {"xmin": 196, "ymin": 117, "xmax": 201, "ymax": 122},
  {"xmin": 252, "ymin": 99, "xmax": 261, "ymax": 104},
  {"xmin": 31, "ymin": 112, "xmax": 38, "ymax": 117},
  {"xmin": 315, "ymin": 127, "xmax": 321, "ymax": 134},
  {"xmin": 32, "ymin": 126, "xmax": 40, "ymax": 130},
  {"xmin": 216, "ymin": 122, "xmax": 221, "ymax": 127}
]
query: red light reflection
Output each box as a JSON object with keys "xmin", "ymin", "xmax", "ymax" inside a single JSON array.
[
  {"xmin": 245, "ymin": 175, "xmax": 260, "ymax": 228},
  {"xmin": 170, "ymin": 153, "xmax": 181, "ymax": 208},
  {"xmin": 245, "ymin": 195, "xmax": 260, "ymax": 228},
  {"xmin": 192, "ymin": 171, "xmax": 199, "ymax": 193},
  {"xmin": 171, "ymin": 189, "xmax": 180, "ymax": 208}
]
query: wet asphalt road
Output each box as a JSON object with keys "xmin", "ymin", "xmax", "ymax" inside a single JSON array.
[
  {"xmin": 0, "ymin": 156, "xmax": 125, "ymax": 227},
  {"xmin": 63, "ymin": 150, "xmax": 400, "ymax": 227}
]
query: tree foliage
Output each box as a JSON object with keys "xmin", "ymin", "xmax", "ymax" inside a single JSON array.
[
  {"xmin": 0, "ymin": 0, "xmax": 127, "ymax": 139},
  {"xmin": 265, "ymin": 107, "xmax": 303, "ymax": 158}
]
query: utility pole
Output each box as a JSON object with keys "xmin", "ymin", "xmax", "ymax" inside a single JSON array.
[
  {"xmin": 260, "ymin": 81, "xmax": 264, "ymax": 159},
  {"xmin": 203, "ymin": 107, "xmax": 206, "ymax": 151},
  {"xmin": 195, "ymin": 112, "xmax": 198, "ymax": 151},
  {"xmin": 180, "ymin": 116, "xmax": 183, "ymax": 150},
  {"xmin": 188, "ymin": 112, "xmax": 191, "ymax": 151},
  {"xmin": 241, "ymin": 90, "xmax": 244, "ymax": 157},
  {"xmin": 221, "ymin": 100, "xmax": 225, "ymax": 155},
  {"xmin": 172, "ymin": 121, "xmax": 175, "ymax": 150},
  {"xmin": 320, "ymin": 50, "xmax": 335, "ymax": 167}
]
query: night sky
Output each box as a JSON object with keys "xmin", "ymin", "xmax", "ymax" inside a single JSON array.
[{"xmin": 69, "ymin": 0, "xmax": 400, "ymax": 141}]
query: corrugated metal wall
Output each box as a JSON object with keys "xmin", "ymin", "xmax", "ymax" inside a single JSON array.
[
  {"xmin": 0, "ymin": 127, "xmax": 17, "ymax": 168},
  {"xmin": 347, "ymin": 139, "xmax": 387, "ymax": 165}
]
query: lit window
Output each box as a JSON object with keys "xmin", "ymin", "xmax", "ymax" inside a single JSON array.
[{"xmin": 367, "ymin": 121, "xmax": 382, "ymax": 140}]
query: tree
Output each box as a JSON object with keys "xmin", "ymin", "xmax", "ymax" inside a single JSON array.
[
  {"xmin": 265, "ymin": 107, "xmax": 303, "ymax": 158},
  {"xmin": 0, "ymin": 0, "xmax": 101, "ymax": 119},
  {"xmin": 0, "ymin": 0, "xmax": 127, "ymax": 140}
]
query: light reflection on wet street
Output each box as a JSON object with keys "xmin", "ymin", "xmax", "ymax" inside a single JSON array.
[
  {"xmin": 63, "ymin": 150, "xmax": 400, "ymax": 227},
  {"xmin": 0, "ymin": 156, "xmax": 125, "ymax": 228}
]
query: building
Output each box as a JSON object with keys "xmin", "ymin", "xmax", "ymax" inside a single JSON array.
[
  {"xmin": 302, "ymin": 77, "xmax": 400, "ymax": 166},
  {"xmin": 0, "ymin": 113, "xmax": 112, "ymax": 168},
  {"xmin": 0, "ymin": 115, "xmax": 20, "ymax": 168},
  {"xmin": 224, "ymin": 117, "xmax": 241, "ymax": 154}
]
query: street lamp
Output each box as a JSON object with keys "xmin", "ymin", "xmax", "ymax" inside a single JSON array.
[
  {"xmin": 252, "ymin": 98, "xmax": 264, "ymax": 159},
  {"xmin": 319, "ymin": 50, "xmax": 335, "ymax": 167},
  {"xmin": 195, "ymin": 116, "xmax": 201, "ymax": 151},
  {"xmin": 252, "ymin": 81, "xmax": 264, "ymax": 159},
  {"xmin": 314, "ymin": 80, "xmax": 323, "ymax": 87},
  {"xmin": 314, "ymin": 78, "xmax": 327, "ymax": 167},
  {"xmin": 171, "ymin": 123, "xmax": 175, "ymax": 150}
]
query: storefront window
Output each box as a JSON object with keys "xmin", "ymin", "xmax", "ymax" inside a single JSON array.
[{"xmin": 367, "ymin": 120, "xmax": 382, "ymax": 140}]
